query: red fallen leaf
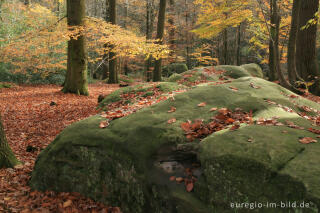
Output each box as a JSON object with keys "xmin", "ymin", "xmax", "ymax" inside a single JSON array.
[
  {"xmin": 186, "ymin": 182, "xmax": 194, "ymax": 192},
  {"xmin": 168, "ymin": 106, "xmax": 176, "ymax": 113},
  {"xmin": 229, "ymin": 86, "xmax": 238, "ymax": 91},
  {"xmin": 185, "ymin": 168, "xmax": 193, "ymax": 176},
  {"xmin": 289, "ymin": 94, "xmax": 299, "ymax": 98},
  {"xmin": 210, "ymin": 107, "xmax": 218, "ymax": 112},
  {"xmin": 230, "ymin": 124, "xmax": 240, "ymax": 131},
  {"xmin": 226, "ymin": 118, "xmax": 235, "ymax": 124},
  {"xmin": 169, "ymin": 176, "xmax": 176, "ymax": 181},
  {"xmin": 167, "ymin": 118, "xmax": 176, "ymax": 124},
  {"xmin": 176, "ymin": 177, "xmax": 184, "ymax": 183},
  {"xmin": 191, "ymin": 119, "xmax": 203, "ymax": 130},
  {"xmin": 99, "ymin": 120, "xmax": 109, "ymax": 128},
  {"xmin": 198, "ymin": 102, "xmax": 206, "ymax": 107},
  {"xmin": 299, "ymin": 137, "xmax": 317, "ymax": 144},
  {"xmin": 308, "ymin": 128, "xmax": 320, "ymax": 134},
  {"xmin": 109, "ymin": 207, "xmax": 122, "ymax": 213},
  {"xmin": 249, "ymin": 82, "xmax": 261, "ymax": 89},
  {"xmin": 181, "ymin": 120, "xmax": 191, "ymax": 132}
]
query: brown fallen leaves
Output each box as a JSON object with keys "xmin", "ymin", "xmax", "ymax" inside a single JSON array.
[
  {"xmin": 169, "ymin": 167, "xmax": 198, "ymax": 192},
  {"xmin": 0, "ymin": 83, "xmax": 121, "ymax": 212},
  {"xmin": 180, "ymin": 108, "xmax": 253, "ymax": 142},
  {"xmin": 299, "ymin": 137, "xmax": 317, "ymax": 144}
]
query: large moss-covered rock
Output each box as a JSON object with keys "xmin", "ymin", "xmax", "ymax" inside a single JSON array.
[{"xmin": 31, "ymin": 68, "xmax": 320, "ymax": 212}]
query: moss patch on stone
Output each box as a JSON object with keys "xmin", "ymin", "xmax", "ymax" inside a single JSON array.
[
  {"xmin": 241, "ymin": 63, "xmax": 264, "ymax": 78},
  {"xmin": 31, "ymin": 74, "xmax": 320, "ymax": 212}
]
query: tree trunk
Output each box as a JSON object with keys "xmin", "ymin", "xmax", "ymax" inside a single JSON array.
[
  {"xmin": 287, "ymin": 0, "xmax": 301, "ymax": 84},
  {"xmin": 101, "ymin": 0, "xmax": 110, "ymax": 80},
  {"xmin": 223, "ymin": 28, "xmax": 228, "ymax": 65},
  {"xmin": 185, "ymin": 0, "xmax": 191, "ymax": 69},
  {"xmin": 63, "ymin": 0, "xmax": 89, "ymax": 96},
  {"xmin": 268, "ymin": 0, "xmax": 279, "ymax": 81},
  {"xmin": 145, "ymin": 0, "xmax": 155, "ymax": 82},
  {"xmin": 296, "ymin": 0, "xmax": 319, "ymax": 81},
  {"xmin": 108, "ymin": 0, "xmax": 118, "ymax": 84},
  {"xmin": 236, "ymin": 23, "xmax": 241, "ymax": 66},
  {"xmin": 168, "ymin": 0, "xmax": 175, "ymax": 63},
  {"xmin": 153, "ymin": 0, "xmax": 167, "ymax": 82},
  {"xmin": 0, "ymin": 116, "xmax": 19, "ymax": 168}
]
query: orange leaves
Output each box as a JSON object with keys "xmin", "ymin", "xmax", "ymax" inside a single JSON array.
[
  {"xmin": 180, "ymin": 108, "xmax": 253, "ymax": 142},
  {"xmin": 229, "ymin": 86, "xmax": 238, "ymax": 92},
  {"xmin": 99, "ymin": 121, "xmax": 109, "ymax": 129},
  {"xmin": 299, "ymin": 137, "xmax": 317, "ymax": 144},
  {"xmin": 168, "ymin": 106, "xmax": 176, "ymax": 113},
  {"xmin": 167, "ymin": 118, "xmax": 177, "ymax": 124},
  {"xmin": 249, "ymin": 82, "xmax": 261, "ymax": 89},
  {"xmin": 197, "ymin": 102, "xmax": 207, "ymax": 107}
]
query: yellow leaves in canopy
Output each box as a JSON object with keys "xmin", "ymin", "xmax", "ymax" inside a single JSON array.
[
  {"xmin": 0, "ymin": 1, "xmax": 169, "ymax": 75},
  {"xmin": 192, "ymin": 0, "xmax": 252, "ymax": 38}
]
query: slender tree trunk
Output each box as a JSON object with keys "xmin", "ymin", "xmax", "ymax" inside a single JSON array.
[
  {"xmin": 108, "ymin": 0, "xmax": 118, "ymax": 84},
  {"xmin": 287, "ymin": 0, "xmax": 301, "ymax": 84},
  {"xmin": 0, "ymin": 116, "xmax": 19, "ymax": 168},
  {"xmin": 153, "ymin": 0, "xmax": 167, "ymax": 82},
  {"xmin": 168, "ymin": 0, "xmax": 175, "ymax": 63},
  {"xmin": 268, "ymin": 0, "xmax": 278, "ymax": 81},
  {"xmin": 101, "ymin": 0, "xmax": 110, "ymax": 80},
  {"xmin": 185, "ymin": 0, "xmax": 191, "ymax": 69},
  {"xmin": 145, "ymin": 0, "xmax": 155, "ymax": 81},
  {"xmin": 223, "ymin": 28, "xmax": 228, "ymax": 65},
  {"xmin": 296, "ymin": 0, "xmax": 319, "ymax": 80},
  {"xmin": 236, "ymin": 23, "xmax": 241, "ymax": 66},
  {"xmin": 63, "ymin": 0, "xmax": 89, "ymax": 96}
]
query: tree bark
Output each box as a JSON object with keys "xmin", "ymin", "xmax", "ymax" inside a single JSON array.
[
  {"xmin": 287, "ymin": 0, "xmax": 301, "ymax": 83},
  {"xmin": 296, "ymin": 0, "xmax": 319, "ymax": 80},
  {"xmin": 145, "ymin": 0, "xmax": 155, "ymax": 82},
  {"xmin": 108, "ymin": 0, "xmax": 119, "ymax": 84},
  {"xmin": 223, "ymin": 28, "xmax": 228, "ymax": 65},
  {"xmin": 63, "ymin": 0, "xmax": 89, "ymax": 96},
  {"xmin": 268, "ymin": 0, "xmax": 279, "ymax": 81},
  {"xmin": 168, "ymin": 0, "xmax": 175, "ymax": 63},
  {"xmin": 0, "ymin": 116, "xmax": 19, "ymax": 168},
  {"xmin": 153, "ymin": 0, "xmax": 167, "ymax": 82},
  {"xmin": 236, "ymin": 23, "xmax": 241, "ymax": 66}
]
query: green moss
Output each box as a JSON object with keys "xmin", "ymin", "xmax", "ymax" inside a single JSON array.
[
  {"xmin": 167, "ymin": 73, "xmax": 183, "ymax": 82},
  {"xmin": 241, "ymin": 63, "xmax": 264, "ymax": 78},
  {"xmin": 31, "ymin": 75, "xmax": 320, "ymax": 212},
  {"xmin": 215, "ymin": 65, "xmax": 252, "ymax": 79}
]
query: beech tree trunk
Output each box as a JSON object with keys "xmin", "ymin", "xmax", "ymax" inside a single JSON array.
[
  {"xmin": 287, "ymin": 0, "xmax": 301, "ymax": 83},
  {"xmin": 145, "ymin": 0, "xmax": 155, "ymax": 81},
  {"xmin": 268, "ymin": 0, "xmax": 279, "ymax": 81},
  {"xmin": 296, "ymin": 0, "xmax": 319, "ymax": 81},
  {"xmin": 0, "ymin": 116, "xmax": 19, "ymax": 168},
  {"xmin": 153, "ymin": 0, "xmax": 167, "ymax": 82},
  {"xmin": 168, "ymin": 0, "xmax": 175, "ymax": 62},
  {"xmin": 108, "ymin": 0, "xmax": 119, "ymax": 84},
  {"xmin": 236, "ymin": 23, "xmax": 241, "ymax": 66},
  {"xmin": 63, "ymin": 0, "xmax": 89, "ymax": 96}
]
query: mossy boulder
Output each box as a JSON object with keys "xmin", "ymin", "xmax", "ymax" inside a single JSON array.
[
  {"xmin": 31, "ymin": 73, "xmax": 320, "ymax": 212},
  {"xmin": 162, "ymin": 63, "xmax": 188, "ymax": 77},
  {"xmin": 241, "ymin": 63, "xmax": 264, "ymax": 78}
]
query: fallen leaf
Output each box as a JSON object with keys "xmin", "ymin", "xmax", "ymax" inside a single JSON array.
[
  {"xmin": 176, "ymin": 177, "xmax": 184, "ymax": 183},
  {"xmin": 99, "ymin": 120, "xmax": 109, "ymax": 128},
  {"xmin": 186, "ymin": 182, "xmax": 194, "ymax": 192},
  {"xmin": 168, "ymin": 106, "xmax": 176, "ymax": 113},
  {"xmin": 229, "ymin": 86, "xmax": 238, "ymax": 92},
  {"xmin": 299, "ymin": 137, "xmax": 317, "ymax": 144},
  {"xmin": 167, "ymin": 118, "xmax": 176, "ymax": 124},
  {"xmin": 198, "ymin": 102, "xmax": 206, "ymax": 107},
  {"xmin": 169, "ymin": 176, "xmax": 176, "ymax": 181},
  {"xmin": 63, "ymin": 200, "xmax": 72, "ymax": 208},
  {"xmin": 250, "ymin": 82, "xmax": 261, "ymax": 89},
  {"xmin": 210, "ymin": 107, "xmax": 217, "ymax": 112}
]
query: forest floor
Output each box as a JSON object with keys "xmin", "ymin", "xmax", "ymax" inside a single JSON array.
[
  {"xmin": 0, "ymin": 83, "xmax": 120, "ymax": 213},
  {"xmin": 1, "ymin": 81, "xmax": 320, "ymax": 213}
]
